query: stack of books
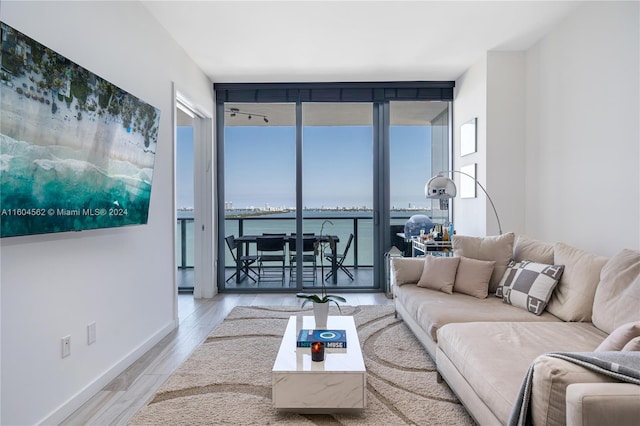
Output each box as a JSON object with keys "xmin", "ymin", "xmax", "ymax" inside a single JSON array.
[{"xmin": 296, "ymin": 329, "xmax": 347, "ymax": 349}]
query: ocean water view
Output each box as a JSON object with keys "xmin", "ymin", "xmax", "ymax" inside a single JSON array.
[
  {"xmin": 176, "ymin": 101, "xmax": 450, "ymax": 280},
  {"xmin": 177, "ymin": 209, "xmax": 438, "ymax": 269}
]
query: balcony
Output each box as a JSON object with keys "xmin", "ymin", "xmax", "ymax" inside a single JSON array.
[{"xmin": 177, "ymin": 210, "xmax": 431, "ymax": 291}]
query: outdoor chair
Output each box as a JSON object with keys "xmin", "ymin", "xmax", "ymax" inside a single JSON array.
[
  {"xmin": 390, "ymin": 224, "xmax": 411, "ymax": 257},
  {"xmin": 225, "ymin": 235, "xmax": 259, "ymax": 283},
  {"xmin": 288, "ymin": 234, "xmax": 317, "ymax": 282},
  {"xmin": 256, "ymin": 236, "xmax": 286, "ymax": 283},
  {"xmin": 324, "ymin": 233, "xmax": 354, "ymax": 281}
]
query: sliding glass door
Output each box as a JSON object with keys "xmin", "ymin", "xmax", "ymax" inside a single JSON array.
[
  {"xmin": 222, "ymin": 103, "xmax": 296, "ymax": 289},
  {"xmin": 389, "ymin": 101, "xmax": 451, "ymax": 254},
  {"xmin": 215, "ymin": 82, "xmax": 453, "ymax": 293},
  {"xmin": 302, "ymin": 103, "xmax": 374, "ymax": 289}
]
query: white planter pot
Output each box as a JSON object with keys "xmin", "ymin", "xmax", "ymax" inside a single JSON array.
[{"xmin": 313, "ymin": 301, "xmax": 329, "ymax": 329}]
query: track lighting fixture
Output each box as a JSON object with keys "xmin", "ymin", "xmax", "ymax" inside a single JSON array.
[{"xmin": 224, "ymin": 107, "xmax": 269, "ymax": 123}]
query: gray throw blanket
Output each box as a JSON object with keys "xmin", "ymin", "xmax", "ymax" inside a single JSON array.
[{"xmin": 508, "ymin": 351, "xmax": 640, "ymax": 426}]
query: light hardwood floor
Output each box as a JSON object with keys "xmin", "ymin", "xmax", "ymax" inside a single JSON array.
[{"xmin": 61, "ymin": 292, "xmax": 393, "ymax": 425}]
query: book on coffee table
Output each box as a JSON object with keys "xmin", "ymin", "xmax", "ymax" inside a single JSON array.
[{"xmin": 296, "ymin": 329, "xmax": 347, "ymax": 348}]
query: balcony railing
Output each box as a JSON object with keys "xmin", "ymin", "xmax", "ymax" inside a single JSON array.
[
  {"xmin": 176, "ymin": 212, "xmax": 433, "ymax": 269},
  {"xmin": 226, "ymin": 215, "xmax": 370, "ymax": 270},
  {"xmin": 176, "ymin": 215, "xmax": 195, "ymax": 269}
]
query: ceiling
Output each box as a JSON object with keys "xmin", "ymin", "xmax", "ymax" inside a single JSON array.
[
  {"xmin": 142, "ymin": 0, "xmax": 581, "ymax": 83},
  {"xmin": 219, "ymin": 101, "xmax": 450, "ymax": 126}
]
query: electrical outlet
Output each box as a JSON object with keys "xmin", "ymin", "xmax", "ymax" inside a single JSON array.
[
  {"xmin": 61, "ymin": 335, "xmax": 71, "ymax": 358},
  {"xmin": 87, "ymin": 322, "xmax": 96, "ymax": 345}
]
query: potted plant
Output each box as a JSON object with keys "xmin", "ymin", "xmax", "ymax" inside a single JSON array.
[{"xmin": 296, "ymin": 220, "xmax": 346, "ymax": 328}]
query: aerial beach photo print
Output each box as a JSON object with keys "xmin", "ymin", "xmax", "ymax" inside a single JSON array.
[{"xmin": 0, "ymin": 22, "xmax": 160, "ymax": 238}]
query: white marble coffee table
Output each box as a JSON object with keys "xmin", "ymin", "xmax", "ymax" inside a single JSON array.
[{"xmin": 272, "ymin": 315, "xmax": 366, "ymax": 412}]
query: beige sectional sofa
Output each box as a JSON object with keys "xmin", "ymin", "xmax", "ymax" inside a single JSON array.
[{"xmin": 391, "ymin": 233, "xmax": 640, "ymax": 425}]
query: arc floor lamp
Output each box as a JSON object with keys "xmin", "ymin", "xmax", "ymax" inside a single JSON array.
[{"xmin": 424, "ymin": 170, "xmax": 503, "ymax": 235}]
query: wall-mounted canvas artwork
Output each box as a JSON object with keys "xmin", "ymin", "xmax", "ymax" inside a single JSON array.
[
  {"xmin": 0, "ymin": 22, "xmax": 160, "ymax": 238},
  {"xmin": 460, "ymin": 117, "xmax": 476, "ymax": 156},
  {"xmin": 459, "ymin": 163, "xmax": 477, "ymax": 198}
]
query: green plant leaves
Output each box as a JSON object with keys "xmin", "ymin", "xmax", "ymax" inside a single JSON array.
[{"xmin": 296, "ymin": 292, "xmax": 346, "ymax": 311}]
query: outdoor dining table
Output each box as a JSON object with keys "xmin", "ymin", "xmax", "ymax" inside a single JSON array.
[{"xmin": 234, "ymin": 234, "xmax": 340, "ymax": 284}]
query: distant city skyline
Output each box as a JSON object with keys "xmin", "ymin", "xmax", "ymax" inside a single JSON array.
[
  {"xmin": 218, "ymin": 202, "xmax": 432, "ymax": 212},
  {"xmin": 176, "ymin": 124, "xmax": 433, "ymax": 210}
]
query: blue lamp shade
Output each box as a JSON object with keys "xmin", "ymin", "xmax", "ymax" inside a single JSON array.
[{"xmin": 425, "ymin": 174, "xmax": 457, "ymax": 199}]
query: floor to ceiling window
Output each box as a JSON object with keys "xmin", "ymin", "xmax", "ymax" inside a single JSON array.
[
  {"xmin": 176, "ymin": 120, "xmax": 195, "ymax": 293},
  {"xmin": 222, "ymin": 103, "xmax": 296, "ymax": 288},
  {"xmin": 389, "ymin": 101, "xmax": 451, "ymax": 254},
  {"xmin": 302, "ymin": 103, "xmax": 374, "ymax": 289},
  {"xmin": 216, "ymin": 82, "xmax": 454, "ymax": 293}
]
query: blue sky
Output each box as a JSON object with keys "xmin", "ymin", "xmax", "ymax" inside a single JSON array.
[
  {"xmin": 176, "ymin": 126, "xmax": 195, "ymax": 209},
  {"xmin": 176, "ymin": 125, "xmax": 431, "ymax": 210}
]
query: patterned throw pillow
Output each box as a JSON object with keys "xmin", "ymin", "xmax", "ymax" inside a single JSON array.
[
  {"xmin": 500, "ymin": 260, "xmax": 565, "ymax": 315},
  {"xmin": 496, "ymin": 260, "xmax": 520, "ymax": 298}
]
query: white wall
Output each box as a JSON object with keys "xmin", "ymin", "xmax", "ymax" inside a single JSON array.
[
  {"xmin": 452, "ymin": 54, "xmax": 489, "ymax": 236},
  {"xmin": 525, "ymin": 1, "xmax": 639, "ymax": 255},
  {"xmin": 454, "ymin": 1, "xmax": 639, "ymax": 256},
  {"xmin": 454, "ymin": 51, "xmax": 526, "ymax": 237},
  {"xmin": 0, "ymin": 2, "xmax": 213, "ymax": 424},
  {"xmin": 486, "ymin": 51, "xmax": 526, "ymax": 237}
]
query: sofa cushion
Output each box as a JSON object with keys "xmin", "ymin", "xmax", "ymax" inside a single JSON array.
[
  {"xmin": 453, "ymin": 256, "xmax": 495, "ymax": 299},
  {"xmin": 390, "ymin": 257, "xmax": 424, "ymax": 286},
  {"xmin": 416, "ymin": 256, "xmax": 460, "ymax": 294},
  {"xmin": 452, "ymin": 232, "xmax": 515, "ymax": 293},
  {"xmin": 547, "ymin": 243, "xmax": 608, "ymax": 322},
  {"xmin": 394, "ymin": 283, "xmax": 561, "ymax": 342},
  {"xmin": 595, "ymin": 321, "xmax": 640, "ymax": 351},
  {"xmin": 501, "ymin": 260, "xmax": 564, "ymax": 315},
  {"xmin": 623, "ymin": 336, "xmax": 640, "ymax": 351},
  {"xmin": 513, "ymin": 235, "xmax": 555, "ymax": 264},
  {"xmin": 436, "ymin": 322, "xmax": 608, "ymax": 424},
  {"xmin": 592, "ymin": 249, "xmax": 640, "ymax": 334}
]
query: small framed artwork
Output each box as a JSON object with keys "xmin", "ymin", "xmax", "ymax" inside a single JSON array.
[
  {"xmin": 460, "ymin": 164, "xmax": 477, "ymax": 199},
  {"xmin": 460, "ymin": 117, "xmax": 477, "ymax": 156}
]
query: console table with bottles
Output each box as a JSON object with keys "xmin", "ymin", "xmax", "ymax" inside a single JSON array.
[{"xmin": 411, "ymin": 237, "xmax": 453, "ymax": 257}]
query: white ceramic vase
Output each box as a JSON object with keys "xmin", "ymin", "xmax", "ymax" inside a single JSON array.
[{"xmin": 313, "ymin": 301, "xmax": 329, "ymax": 329}]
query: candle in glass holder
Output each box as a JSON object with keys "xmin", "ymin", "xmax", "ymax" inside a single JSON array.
[{"xmin": 311, "ymin": 341, "xmax": 325, "ymax": 362}]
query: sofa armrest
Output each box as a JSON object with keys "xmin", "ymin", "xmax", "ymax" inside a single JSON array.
[
  {"xmin": 566, "ymin": 382, "xmax": 640, "ymax": 426},
  {"xmin": 530, "ymin": 355, "xmax": 623, "ymax": 426}
]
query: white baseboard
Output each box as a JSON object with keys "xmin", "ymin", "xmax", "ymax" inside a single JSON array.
[{"xmin": 38, "ymin": 319, "xmax": 177, "ymax": 425}]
